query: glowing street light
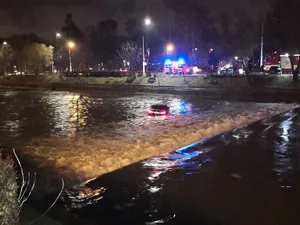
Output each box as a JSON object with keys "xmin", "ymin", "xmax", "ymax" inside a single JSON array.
[
  {"xmin": 56, "ymin": 33, "xmax": 61, "ymax": 38},
  {"xmin": 3, "ymin": 41, "xmax": 7, "ymax": 45},
  {"xmin": 145, "ymin": 18, "xmax": 152, "ymax": 26},
  {"xmin": 68, "ymin": 41, "xmax": 75, "ymax": 49},
  {"xmin": 142, "ymin": 17, "xmax": 153, "ymax": 76},
  {"xmin": 166, "ymin": 43, "xmax": 174, "ymax": 55}
]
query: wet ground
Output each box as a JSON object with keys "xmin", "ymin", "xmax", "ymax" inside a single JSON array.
[{"xmin": 61, "ymin": 108, "xmax": 300, "ymax": 225}]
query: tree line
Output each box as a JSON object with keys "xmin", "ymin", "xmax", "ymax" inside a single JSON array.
[
  {"xmin": 0, "ymin": 0, "xmax": 298, "ymax": 78},
  {"xmin": 0, "ymin": 34, "xmax": 53, "ymax": 75}
]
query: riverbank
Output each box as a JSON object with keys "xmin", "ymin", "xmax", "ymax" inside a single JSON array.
[{"xmin": 2, "ymin": 74, "xmax": 300, "ymax": 101}]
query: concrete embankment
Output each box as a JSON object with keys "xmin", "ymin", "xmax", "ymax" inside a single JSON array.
[{"xmin": 1, "ymin": 74, "xmax": 300, "ymax": 102}]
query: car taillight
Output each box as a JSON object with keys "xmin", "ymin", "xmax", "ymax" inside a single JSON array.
[
  {"xmin": 148, "ymin": 109, "xmax": 154, "ymax": 114},
  {"xmin": 160, "ymin": 110, "xmax": 167, "ymax": 115}
]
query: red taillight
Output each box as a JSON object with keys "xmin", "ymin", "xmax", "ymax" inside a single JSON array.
[
  {"xmin": 148, "ymin": 109, "xmax": 154, "ymax": 114},
  {"xmin": 160, "ymin": 110, "xmax": 167, "ymax": 115}
]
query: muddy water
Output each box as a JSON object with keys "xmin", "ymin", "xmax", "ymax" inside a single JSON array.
[
  {"xmin": 61, "ymin": 109, "xmax": 300, "ymax": 225},
  {"xmin": 0, "ymin": 90, "xmax": 284, "ymax": 147}
]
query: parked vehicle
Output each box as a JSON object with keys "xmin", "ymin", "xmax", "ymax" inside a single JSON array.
[
  {"xmin": 264, "ymin": 51, "xmax": 300, "ymax": 74},
  {"xmin": 163, "ymin": 59, "xmax": 195, "ymax": 75}
]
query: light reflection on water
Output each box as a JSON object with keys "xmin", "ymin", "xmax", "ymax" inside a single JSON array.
[
  {"xmin": 0, "ymin": 91, "xmax": 215, "ymax": 145},
  {"xmin": 0, "ymin": 90, "xmax": 263, "ymax": 147},
  {"xmin": 59, "ymin": 108, "xmax": 300, "ymax": 225},
  {"xmin": 273, "ymin": 111, "xmax": 297, "ymax": 184},
  {"xmin": 62, "ymin": 139, "xmax": 213, "ymax": 224}
]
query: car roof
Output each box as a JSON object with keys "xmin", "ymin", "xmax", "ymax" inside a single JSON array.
[{"xmin": 151, "ymin": 104, "xmax": 169, "ymax": 109}]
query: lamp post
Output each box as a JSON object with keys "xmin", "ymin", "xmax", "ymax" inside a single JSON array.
[
  {"xmin": 3, "ymin": 41, "xmax": 8, "ymax": 75},
  {"xmin": 142, "ymin": 17, "xmax": 152, "ymax": 76},
  {"xmin": 68, "ymin": 41, "xmax": 75, "ymax": 73},
  {"xmin": 49, "ymin": 46, "xmax": 54, "ymax": 73},
  {"xmin": 260, "ymin": 21, "xmax": 264, "ymax": 67}
]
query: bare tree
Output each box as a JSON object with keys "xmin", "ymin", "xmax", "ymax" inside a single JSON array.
[
  {"xmin": 117, "ymin": 41, "xmax": 142, "ymax": 72},
  {"xmin": 218, "ymin": 9, "xmax": 258, "ymax": 84},
  {"xmin": 0, "ymin": 43, "xmax": 14, "ymax": 75}
]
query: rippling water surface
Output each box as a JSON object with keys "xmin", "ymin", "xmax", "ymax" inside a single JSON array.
[
  {"xmin": 61, "ymin": 109, "xmax": 300, "ymax": 225},
  {"xmin": 1, "ymin": 90, "xmax": 299, "ymax": 224},
  {"xmin": 0, "ymin": 90, "xmax": 278, "ymax": 146}
]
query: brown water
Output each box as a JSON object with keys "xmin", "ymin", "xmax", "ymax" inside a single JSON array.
[
  {"xmin": 61, "ymin": 109, "xmax": 300, "ymax": 225},
  {"xmin": 0, "ymin": 90, "xmax": 287, "ymax": 147}
]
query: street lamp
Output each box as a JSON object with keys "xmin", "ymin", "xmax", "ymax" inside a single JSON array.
[
  {"xmin": 145, "ymin": 18, "xmax": 152, "ymax": 26},
  {"xmin": 56, "ymin": 33, "xmax": 61, "ymax": 38},
  {"xmin": 68, "ymin": 41, "xmax": 75, "ymax": 49},
  {"xmin": 3, "ymin": 41, "xmax": 7, "ymax": 45},
  {"xmin": 166, "ymin": 43, "xmax": 174, "ymax": 55},
  {"xmin": 67, "ymin": 41, "xmax": 75, "ymax": 72},
  {"xmin": 142, "ymin": 17, "xmax": 152, "ymax": 76}
]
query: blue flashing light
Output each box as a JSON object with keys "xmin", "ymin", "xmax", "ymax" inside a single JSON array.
[
  {"xmin": 165, "ymin": 59, "xmax": 172, "ymax": 64},
  {"xmin": 178, "ymin": 58, "xmax": 185, "ymax": 64}
]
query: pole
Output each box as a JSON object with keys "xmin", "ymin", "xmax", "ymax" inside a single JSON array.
[
  {"xmin": 68, "ymin": 48, "xmax": 72, "ymax": 73},
  {"xmin": 4, "ymin": 54, "xmax": 6, "ymax": 76},
  {"xmin": 3, "ymin": 45, "xmax": 6, "ymax": 76},
  {"xmin": 142, "ymin": 35, "xmax": 145, "ymax": 76},
  {"xmin": 260, "ymin": 21, "xmax": 264, "ymax": 67}
]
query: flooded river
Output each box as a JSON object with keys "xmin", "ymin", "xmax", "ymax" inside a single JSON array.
[
  {"xmin": 0, "ymin": 90, "xmax": 297, "ymax": 193},
  {"xmin": 1, "ymin": 90, "xmax": 299, "ymax": 224},
  {"xmin": 62, "ymin": 109, "xmax": 300, "ymax": 225},
  {"xmin": 0, "ymin": 90, "xmax": 295, "ymax": 146}
]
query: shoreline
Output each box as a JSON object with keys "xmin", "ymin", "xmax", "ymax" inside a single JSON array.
[{"xmin": 1, "ymin": 81, "xmax": 300, "ymax": 102}]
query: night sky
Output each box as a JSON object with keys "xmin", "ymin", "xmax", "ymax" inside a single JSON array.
[{"xmin": 0, "ymin": 0, "xmax": 272, "ymax": 41}]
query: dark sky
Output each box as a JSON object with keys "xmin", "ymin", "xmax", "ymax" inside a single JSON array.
[{"xmin": 0, "ymin": 0, "xmax": 272, "ymax": 41}]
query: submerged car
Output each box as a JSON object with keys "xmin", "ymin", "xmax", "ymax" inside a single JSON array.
[{"xmin": 147, "ymin": 104, "xmax": 170, "ymax": 116}]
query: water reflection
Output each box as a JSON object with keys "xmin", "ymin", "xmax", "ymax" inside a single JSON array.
[
  {"xmin": 139, "ymin": 142, "xmax": 212, "ymax": 224},
  {"xmin": 169, "ymin": 99, "xmax": 193, "ymax": 115},
  {"xmin": 220, "ymin": 127, "xmax": 254, "ymax": 146},
  {"xmin": 64, "ymin": 186, "xmax": 107, "ymax": 209},
  {"xmin": 273, "ymin": 112, "xmax": 297, "ymax": 184},
  {"xmin": 143, "ymin": 142, "xmax": 204, "ymax": 180},
  {"xmin": 0, "ymin": 90, "xmax": 258, "ymax": 146},
  {"xmin": 61, "ymin": 140, "xmax": 213, "ymax": 224},
  {"xmin": 68, "ymin": 94, "xmax": 90, "ymax": 134}
]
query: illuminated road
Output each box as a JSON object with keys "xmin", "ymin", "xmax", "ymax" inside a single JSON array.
[{"xmin": 61, "ymin": 108, "xmax": 300, "ymax": 225}]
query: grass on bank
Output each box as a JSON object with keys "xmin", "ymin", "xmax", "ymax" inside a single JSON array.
[{"xmin": 0, "ymin": 152, "xmax": 63, "ymax": 225}]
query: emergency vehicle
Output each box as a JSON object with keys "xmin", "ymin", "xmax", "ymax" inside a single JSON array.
[
  {"xmin": 163, "ymin": 59, "xmax": 197, "ymax": 75},
  {"xmin": 264, "ymin": 51, "xmax": 300, "ymax": 74}
]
